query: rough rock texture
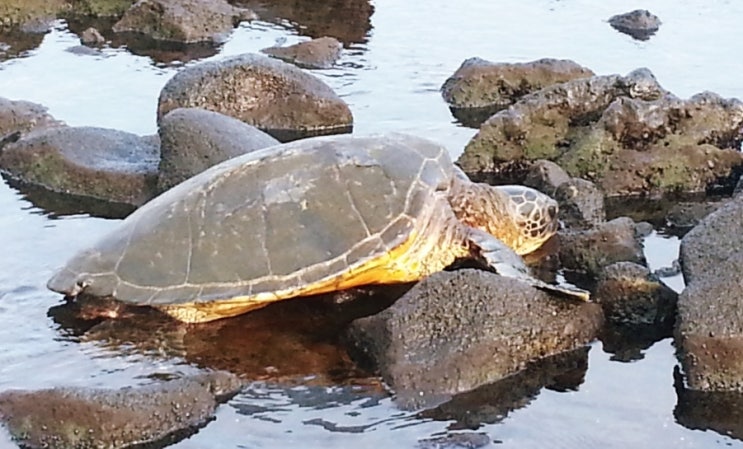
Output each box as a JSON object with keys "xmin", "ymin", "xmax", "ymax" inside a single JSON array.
[
  {"xmin": 0, "ymin": 97, "xmax": 63, "ymax": 137},
  {"xmin": 595, "ymin": 261, "xmax": 677, "ymax": 327},
  {"xmin": 523, "ymin": 159, "xmax": 572, "ymax": 195},
  {"xmin": 68, "ymin": 0, "xmax": 136, "ymax": 17},
  {"xmin": 677, "ymin": 196, "xmax": 743, "ymax": 391},
  {"xmin": 80, "ymin": 26, "xmax": 105, "ymax": 45},
  {"xmin": 417, "ymin": 433, "xmax": 491, "ymax": 449},
  {"xmin": 609, "ymin": 9, "xmax": 662, "ymax": 41},
  {"xmin": 345, "ymin": 269, "xmax": 602, "ymax": 410},
  {"xmin": 554, "ymin": 178, "xmax": 605, "ymax": 229},
  {"xmin": 112, "ymin": 0, "xmax": 257, "ymax": 43},
  {"xmin": 0, "ymin": 0, "xmax": 69, "ymax": 29},
  {"xmin": 261, "ymin": 36, "xmax": 342, "ymax": 69},
  {"xmin": 558, "ymin": 217, "xmax": 645, "ymax": 276},
  {"xmin": 157, "ymin": 107, "xmax": 279, "ymax": 192},
  {"xmin": 0, "ymin": 126, "xmax": 159, "ymax": 206},
  {"xmin": 460, "ymin": 69, "xmax": 743, "ymax": 196},
  {"xmin": 441, "ymin": 57, "xmax": 594, "ymax": 127},
  {"xmin": 0, "ymin": 371, "xmax": 242, "ymax": 449},
  {"xmin": 157, "ymin": 53, "xmax": 353, "ymax": 142},
  {"xmin": 675, "ymin": 368, "xmax": 743, "ymax": 442},
  {"xmin": 666, "ymin": 200, "xmax": 726, "ymax": 229}
]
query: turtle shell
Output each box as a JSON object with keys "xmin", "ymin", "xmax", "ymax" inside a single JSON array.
[{"xmin": 48, "ymin": 133, "xmax": 454, "ymax": 309}]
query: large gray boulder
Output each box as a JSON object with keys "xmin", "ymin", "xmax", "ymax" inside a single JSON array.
[
  {"xmin": 677, "ymin": 196, "xmax": 743, "ymax": 391},
  {"xmin": 157, "ymin": 53, "xmax": 353, "ymax": 142},
  {"xmin": 0, "ymin": 126, "xmax": 159, "ymax": 206},
  {"xmin": 460, "ymin": 69, "xmax": 743, "ymax": 197},
  {"xmin": 0, "ymin": 371, "xmax": 242, "ymax": 449},
  {"xmin": 345, "ymin": 269, "xmax": 602, "ymax": 410},
  {"xmin": 157, "ymin": 107, "xmax": 279, "ymax": 192},
  {"xmin": 112, "ymin": 0, "xmax": 256, "ymax": 43}
]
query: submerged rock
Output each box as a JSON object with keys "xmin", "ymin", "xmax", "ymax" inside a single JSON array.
[
  {"xmin": 441, "ymin": 57, "xmax": 594, "ymax": 127},
  {"xmin": 112, "ymin": 0, "xmax": 256, "ymax": 43},
  {"xmin": 677, "ymin": 196, "xmax": 743, "ymax": 391},
  {"xmin": 261, "ymin": 36, "xmax": 342, "ymax": 69},
  {"xmin": 460, "ymin": 69, "xmax": 743, "ymax": 197},
  {"xmin": 608, "ymin": 9, "xmax": 662, "ymax": 41},
  {"xmin": 157, "ymin": 107, "xmax": 279, "ymax": 192},
  {"xmin": 345, "ymin": 269, "xmax": 602, "ymax": 410},
  {"xmin": 0, "ymin": 371, "xmax": 243, "ymax": 449},
  {"xmin": 0, "ymin": 126, "xmax": 159, "ymax": 206},
  {"xmin": 157, "ymin": 53, "xmax": 353, "ymax": 142},
  {"xmin": 558, "ymin": 217, "xmax": 645, "ymax": 277}
]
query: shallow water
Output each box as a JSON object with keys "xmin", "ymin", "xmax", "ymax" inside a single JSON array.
[{"xmin": 1, "ymin": 0, "xmax": 743, "ymax": 447}]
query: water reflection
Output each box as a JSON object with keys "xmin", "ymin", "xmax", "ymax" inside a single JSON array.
[
  {"xmin": 235, "ymin": 0, "xmax": 374, "ymax": 46},
  {"xmin": 0, "ymin": 27, "xmax": 46, "ymax": 61}
]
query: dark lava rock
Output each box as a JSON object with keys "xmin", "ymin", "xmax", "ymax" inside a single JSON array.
[
  {"xmin": 261, "ymin": 36, "xmax": 342, "ymax": 69},
  {"xmin": 112, "ymin": 0, "xmax": 257, "ymax": 44},
  {"xmin": 609, "ymin": 9, "xmax": 662, "ymax": 41},
  {"xmin": 157, "ymin": 107, "xmax": 279, "ymax": 192},
  {"xmin": 344, "ymin": 269, "xmax": 602, "ymax": 410},
  {"xmin": 523, "ymin": 159, "xmax": 572, "ymax": 195},
  {"xmin": 666, "ymin": 200, "xmax": 726, "ymax": 230},
  {"xmin": 441, "ymin": 57, "xmax": 594, "ymax": 127},
  {"xmin": 157, "ymin": 53, "xmax": 353, "ymax": 142},
  {"xmin": 460, "ymin": 69, "xmax": 743, "ymax": 197},
  {"xmin": 675, "ymin": 367, "xmax": 743, "ymax": 441},
  {"xmin": 558, "ymin": 217, "xmax": 646, "ymax": 277},
  {"xmin": 676, "ymin": 196, "xmax": 743, "ymax": 391},
  {"xmin": 554, "ymin": 177, "xmax": 605, "ymax": 229},
  {"xmin": 0, "ymin": 96, "xmax": 63, "ymax": 137},
  {"xmin": 0, "ymin": 126, "xmax": 159, "ymax": 206},
  {"xmin": 595, "ymin": 261, "xmax": 677, "ymax": 328},
  {"xmin": 0, "ymin": 371, "xmax": 243, "ymax": 449}
]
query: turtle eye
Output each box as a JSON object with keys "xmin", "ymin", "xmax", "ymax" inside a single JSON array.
[{"xmin": 547, "ymin": 205, "xmax": 557, "ymax": 220}]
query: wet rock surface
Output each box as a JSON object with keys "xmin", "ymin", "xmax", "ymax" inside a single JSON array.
[
  {"xmin": 157, "ymin": 107, "xmax": 279, "ymax": 192},
  {"xmin": 157, "ymin": 53, "xmax": 353, "ymax": 141},
  {"xmin": 0, "ymin": 371, "xmax": 242, "ymax": 449},
  {"xmin": 554, "ymin": 177, "xmax": 605, "ymax": 229},
  {"xmin": 416, "ymin": 432, "xmax": 492, "ymax": 448},
  {"xmin": 441, "ymin": 57, "xmax": 594, "ymax": 127},
  {"xmin": 460, "ymin": 69, "xmax": 743, "ymax": 196},
  {"xmin": 608, "ymin": 9, "xmax": 662, "ymax": 41},
  {"xmin": 595, "ymin": 261, "xmax": 677, "ymax": 328},
  {"xmin": 344, "ymin": 269, "xmax": 602, "ymax": 410},
  {"xmin": 675, "ymin": 367, "xmax": 743, "ymax": 441},
  {"xmin": 261, "ymin": 36, "xmax": 342, "ymax": 69},
  {"xmin": 0, "ymin": 126, "xmax": 159, "ymax": 206},
  {"xmin": 558, "ymin": 217, "xmax": 646, "ymax": 277},
  {"xmin": 677, "ymin": 196, "xmax": 743, "ymax": 391},
  {"xmin": 112, "ymin": 0, "xmax": 256, "ymax": 44}
]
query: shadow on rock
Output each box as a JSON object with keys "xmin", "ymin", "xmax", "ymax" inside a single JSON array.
[
  {"xmin": 48, "ymin": 285, "xmax": 408, "ymax": 384},
  {"xmin": 418, "ymin": 346, "xmax": 590, "ymax": 430},
  {"xmin": 235, "ymin": 0, "xmax": 374, "ymax": 46},
  {"xmin": 674, "ymin": 367, "xmax": 743, "ymax": 442}
]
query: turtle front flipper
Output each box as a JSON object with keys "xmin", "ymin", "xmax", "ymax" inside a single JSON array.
[{"xmin": 465, "ymin": 227, "xmax": 590, "ymax": 301}]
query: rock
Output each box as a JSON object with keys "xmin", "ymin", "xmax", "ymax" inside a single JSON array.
[
  {"xmin": 157, "ymin": 53, "xmax": 353, "ymax": 142},
  {"xmin": 733, "ymin": 175, "xmax": 743, "ymax": 197},
  {"xmin": 416, "ymin": 433, "xmax": 492, "ymax": 449},
  {"xmin": 441, "ymin": 57, "xmax": 594, "ymax": 127},
  {"xmin": 460, "ymin": 69, "xmax": 743, "ymax": 197},
  {"xmin": 344, "ymin": 269, "xmax": 602, "ymax": 410},
  {"xmin": 558, "ymin": 217, "xmax": 645, "ymax": 276},
  {"xmin": 0, "ymin": 126, "xmax": 159, "ymax": 206},
  {"xmin": 666, "ymin": 200, "xmax": 726, "ymax": 229},
  {"xmin": 634, "ymin": 221, "xmax": 654, "ymax": 238},
  {"xmin": 523, "ymin": 159, "xmax": 572, "ymax": 195},
  {"xmin": 261, "ymin": 36, "xmax": 342, "ymax": 69},
  {"xmin": 80, "ymin": 26, "xmax": 105, "ymax": 45},
  {"xmin": 0, "ymin": 97, "xmax": 63, "ymax": 137},
  {"xmin": 609, "ymin": 9, "xmax": 662, "ymax": 41},
  {"xmin": 0, "ymin": 371, "xmax": 242, "ymax": 449},
  {"xmin": 679, "ymin": 196, "xmax": 743, "ymax": 283},
  {"xmin": 595, "ymin": 261, "xmax": 677, "ymax": 328},
  {"xmin": 157, "ymin": 107, "xmax": 279, "ymax": 192},
  {"xmin": 674, "ymin": 368, "xmax": 743, "ymax": 441},
  {"xmin": 554, "ymin": 178, "xmax": 605, "ymax": 229},
  {"xmin": 676, "ymin": 196, "xmax": 743, "ymax": 391},
  {"xmin": 112, "ymin": 0, "xmax": 257, "ymax": 44}
]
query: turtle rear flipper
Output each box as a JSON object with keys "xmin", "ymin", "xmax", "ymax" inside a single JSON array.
[{"xmin": 466, "ymin": 227, "xmax": 590, "ymax": 301}]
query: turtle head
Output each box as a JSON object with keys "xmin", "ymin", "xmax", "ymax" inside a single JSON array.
[{"xmin": 496, "ymin": 185, "xmax": 559, "ymax": 254}]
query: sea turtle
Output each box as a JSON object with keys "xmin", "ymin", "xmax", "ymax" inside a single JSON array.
[{"xmin": 47, "ymin": 133, "xmax": 588, "ymax": 323}]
